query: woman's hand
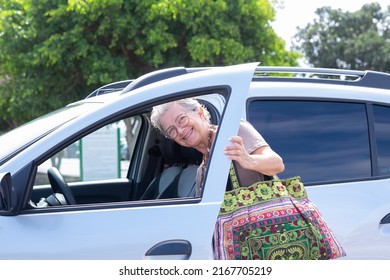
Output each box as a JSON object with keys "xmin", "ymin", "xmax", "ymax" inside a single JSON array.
[
  {"xmin": 224, "ymin": 136, "xmax": 253, "ymax": 169},
  {"xmin": 224, "ymin": 136, "xmax": 285, "ymax": 176}
]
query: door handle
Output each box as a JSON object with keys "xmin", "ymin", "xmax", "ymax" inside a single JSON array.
[
  {"xmin": 145, "ymin": 239, "xmax": 192, "ymax": 260},
  {"xmin": 380, "ymin": 213, "xmax": 390, "ymax": 224},
  {"xmin": 379, "ymin": 213, "xmax": 390, "ymax": 235}
]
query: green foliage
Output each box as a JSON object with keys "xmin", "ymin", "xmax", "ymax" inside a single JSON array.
[
  {"xmin": 293, "ymin": 3, "xmax": 390, "ymax": 71},
  {"xmin": 0, "ymin": 0, "xmax": 298, "ymax": 130}
]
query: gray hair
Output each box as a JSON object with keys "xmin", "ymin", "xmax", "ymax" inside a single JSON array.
[{"xmin": 150, "ymin": 98, "xmax": 211, "ymax": 136}]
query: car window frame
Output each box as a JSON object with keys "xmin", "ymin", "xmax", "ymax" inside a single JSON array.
[{"xmin": 21, "ymin": 90, "xmax": 229, "ymax": 213}]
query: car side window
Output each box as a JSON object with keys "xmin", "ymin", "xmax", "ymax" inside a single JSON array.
[
  {"xmin": 248, "ymin": 100, "xmax": 371, "ymax": 184},
  {"xmin": 373, "ymin": 105, "xmax": 390, "ymax": 176},
  {"xmin": 34, "ymin": 116, "xmax": 141, "ymax": 186}
]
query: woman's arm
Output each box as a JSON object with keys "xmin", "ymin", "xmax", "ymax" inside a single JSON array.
[{"xmin": 224, "ymin": 136, "xmax": 285, "ymax": 176}]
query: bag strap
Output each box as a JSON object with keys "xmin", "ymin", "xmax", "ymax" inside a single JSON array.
[
  {"xmin": 228, "ymin": 161, "xmax": 274, "ymax": 190},
  {"xmin": 229, "ymin": 162, "xmax": 241, "ymax": 189}
]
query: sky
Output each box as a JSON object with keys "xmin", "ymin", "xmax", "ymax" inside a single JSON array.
[{"xmin": 272, "ymin": 0, "xmax": 389, "ymax": 51}]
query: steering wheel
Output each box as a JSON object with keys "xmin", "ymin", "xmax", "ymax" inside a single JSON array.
[{"xmin": 47, "ymin": 167, "xmax": 76, "ymax": 205}]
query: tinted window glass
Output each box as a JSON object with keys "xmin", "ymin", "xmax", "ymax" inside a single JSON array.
[
  {"xmin": 373, "ymin": 105, "xmax": 390, "ymax": 176},
  {"xmin": 248, "ymin": 100, "xmax": 370, "ymax": 184}
]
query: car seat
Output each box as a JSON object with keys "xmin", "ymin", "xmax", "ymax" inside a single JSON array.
[
  {"xmin": 139, "ymin": 138, "xmax": 187, "ymax": 200},
  {"xmin": 157, "ymin": 145, "xmax": 203, "ymax": 199}
]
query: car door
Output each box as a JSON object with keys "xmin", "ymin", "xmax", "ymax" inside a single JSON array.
[{"xmin": 0, "ymin": 62, "xmax": 257, "ymax": 259}]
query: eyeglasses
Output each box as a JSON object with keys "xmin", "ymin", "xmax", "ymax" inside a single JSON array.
[{"xmin": 164, "ymin": 113, "xmax": 189, "ymax": 139}]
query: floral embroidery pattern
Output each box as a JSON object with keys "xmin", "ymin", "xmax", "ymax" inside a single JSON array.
[
  {"xmin": 237, "ymin": 189, "xmax": 256, "ymax": 206},
  {"xmin": 255, "ymin": 183, "xmax": 273, "ymax": 200},
  {"xmin": 221, "ymin": 193, "xmax": 237, "ymax": 212},
  {"xmin": 220, "ymin": 164, "xmax": 308, "ymax": 214},
  {"xmin": 287, "ymin": 178, "xmax": 306, "ymax": 198}
]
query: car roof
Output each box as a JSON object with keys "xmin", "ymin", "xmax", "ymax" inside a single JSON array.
[{"xmin": 86, "ymin": 66, "xmax": 390, "ymax": 99}]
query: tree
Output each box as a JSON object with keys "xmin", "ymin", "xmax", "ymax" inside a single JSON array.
[
  {"xmin": 0, "ymin": 0, "xmax": 299, "ymax": 130},
  {"xmin": 292, "ymin": 3, "xmax": 390, "ymax": 71}
]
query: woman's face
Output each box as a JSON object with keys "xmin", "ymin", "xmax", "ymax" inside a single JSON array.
[{"xmin": 159, "ymin": 102, "xmax": 208, "ymax": 149}]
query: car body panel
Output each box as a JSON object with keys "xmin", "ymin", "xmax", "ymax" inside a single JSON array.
[{"xmin": 307, "ymin": 179, "xmax": 390, "ymax": 259}]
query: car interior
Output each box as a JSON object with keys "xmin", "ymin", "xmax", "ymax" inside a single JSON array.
[{"xmin": 27, "ymin": 97, "xmax": 219, "ymax": 209}]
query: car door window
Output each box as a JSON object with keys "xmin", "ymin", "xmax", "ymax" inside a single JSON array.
[
  {"xmin": 34, "ymin": 116, "xmax": 141, "ymax": 186},
  {"xmin": 30, "ymin": 93, "xmax": 224, "ymax": 207},
  {"xmin": 373, "ymin": 105, "xmax": 390, "ymax": 176},
  {"xmin": 248, "ymin": 100, "xmax": 371, "ymax": 184}
]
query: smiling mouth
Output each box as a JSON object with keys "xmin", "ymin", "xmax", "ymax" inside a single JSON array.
[{"xmin": 181, "ymin": 128, "xmax": 193, "ymax": 140}]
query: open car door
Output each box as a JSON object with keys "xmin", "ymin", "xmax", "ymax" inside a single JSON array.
[{"xmin": 0, "ymin": 63, "xmax": 258, "ymax": 260}]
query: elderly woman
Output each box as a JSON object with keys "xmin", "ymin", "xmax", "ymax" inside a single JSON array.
[{"xmin": 150, "ymin": 98, "xmax": 284, "ymax": 196}]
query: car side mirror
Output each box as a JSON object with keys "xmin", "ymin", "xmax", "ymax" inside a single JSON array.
[{"xmin": 0, "ymin": 172, "xmax": 15, "ymax": 215}]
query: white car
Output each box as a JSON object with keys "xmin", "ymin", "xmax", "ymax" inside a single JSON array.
[{"xmin": 0, "ymin": 62, "xmax": 389, "ymax": 259}]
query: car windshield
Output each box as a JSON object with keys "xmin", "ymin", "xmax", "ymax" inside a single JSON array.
[{"xmin": 0, "ymin": 102, "xmax": 98, "ymax": 163}]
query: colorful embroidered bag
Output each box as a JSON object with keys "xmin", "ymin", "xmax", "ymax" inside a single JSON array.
[{"xmin": 213, "ymin": 164, "xmax": 346, "ymax": 260}]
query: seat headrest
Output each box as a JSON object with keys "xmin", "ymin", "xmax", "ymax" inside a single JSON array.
[
  {"xmin": 181, "ymin": 146, "xmax": 203, "ymax": 165},
  {"xmin": 160, "ymin": 138, "xmax": 203, "ymax": 166},
  {"xmin": 160, "ymin": 138, "xmax": 186, "ymax": 165}
]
